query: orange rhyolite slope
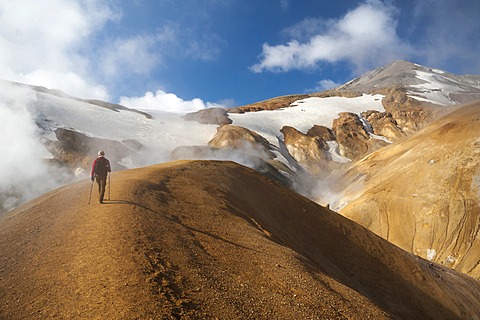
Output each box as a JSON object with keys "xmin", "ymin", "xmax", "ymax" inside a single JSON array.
[{"xmin": 338, "ymin": 101, "xmax": 480, "ymax": 279}]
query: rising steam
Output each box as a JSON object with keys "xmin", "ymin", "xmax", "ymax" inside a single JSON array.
[{"xmin": 0, "ymin": 83, "xmax": 70, "ymax": 212}]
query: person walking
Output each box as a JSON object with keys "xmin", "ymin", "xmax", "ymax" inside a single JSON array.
[{"xmin": 91, "ymin": 150, "xmax": 111, "ymax": 204}]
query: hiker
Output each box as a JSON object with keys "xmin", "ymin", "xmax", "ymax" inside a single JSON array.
[{"xmin": 91, "ymin": 150, "xmax": 111, "ymax": 203}]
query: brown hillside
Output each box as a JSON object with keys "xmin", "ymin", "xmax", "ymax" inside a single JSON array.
[
  {"xmin": 338, "ymin": 101, "xmax": 480, "ymax": 278},
  {"xmin": 230, "ymin": 90, "xmax": 360, "ymax": 113},
  {"xmin": 1, "ymin": 161, "xmax": 479, "ymax": 319}
]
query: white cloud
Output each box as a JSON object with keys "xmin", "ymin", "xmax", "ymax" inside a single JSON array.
[
  {"xmin": 251, "ymin": 0, "xmax": 411, "ymax": 74},
  {"xmin": 281, "ymin": 17, "xmax": 329, "ymax": 42},
  {"xmin": 0, "ymin": 0, "xmax": 118, "ymax": 100},
  {"xmin": 0, "ymin": 1, "xmax": 227, "ymax": 100},
  {"xmin": 99, "ymin": 34, "xmax": 164, "ymax": 79},
  {"xmin": 309, "ymin": 79, "xmax": 341, "ymax": 92},
  {"xmin": 119, "ymin": 89, "xmax": 225, "ymax": 114}
]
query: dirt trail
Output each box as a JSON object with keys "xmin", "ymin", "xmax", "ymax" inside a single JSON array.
[
  {"xmin": 1, "ymin": 161, "xmax": 479, "ymax": 319},
  {"xmin": 0, "ymin": 173, "xmax": 159, "ymax": 318}
]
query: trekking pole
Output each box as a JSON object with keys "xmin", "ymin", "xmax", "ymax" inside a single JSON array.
[
  {"xmin": 88, "ymin": 179, "xmax": 94, "ymax": 204},
  {"xmin": 108, "ymin": 174, "xmax": 111, "ymax": 201}
]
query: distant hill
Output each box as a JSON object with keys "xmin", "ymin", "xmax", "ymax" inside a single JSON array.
[{"xmin": 1, "ymin": 161, "xmax": 479, "ymax": 319}]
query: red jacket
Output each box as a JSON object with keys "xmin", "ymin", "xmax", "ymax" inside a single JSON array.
[{"xmin": 91, "ymin": 156, "xmax": 111, "ymax": 177}]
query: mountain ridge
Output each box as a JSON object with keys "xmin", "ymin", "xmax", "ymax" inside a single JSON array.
[{"xmin": 1, "ymin": 160, "xmax": 479, "ymax": 319}]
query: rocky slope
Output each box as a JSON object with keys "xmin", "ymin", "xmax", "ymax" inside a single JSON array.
[
  {"xmin": 335, "ymin": 101, "xmax": 480, "ymax": 279},
  {"xmin": 170, "ymin": 125, "xmax": 292, "ymax": 187},
  {"xmin": 1, "ymin": 161, "xmax": 479, "ymax": 319}
]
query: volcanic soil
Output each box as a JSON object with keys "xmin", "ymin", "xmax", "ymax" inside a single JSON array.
[{"xmin": 0, "ymin": 161, "xmax": 479, "ymax": 319}]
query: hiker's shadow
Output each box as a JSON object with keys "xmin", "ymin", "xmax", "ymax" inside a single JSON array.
[{"xmin": 102, "ymin": 200, "xmax": 130, "ymax": 205}]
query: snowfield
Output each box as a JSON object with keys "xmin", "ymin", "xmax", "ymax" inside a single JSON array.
[
  {"xmin": 229, "ymin": 94, "xmax": 385, "ymax": 145},
  {"xmin": 32, "ymin": 90, "xmax": 219, "ymax": 164},
  {"xmin": 409, "ymin": 70, "xmax": 480, "ymax": 105},
  {"xmin": 33, "ymin": 90, "xmax": 386, "ymax": 166}
]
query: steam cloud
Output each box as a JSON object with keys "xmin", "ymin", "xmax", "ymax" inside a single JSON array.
[{"xmin": 0, "ymin": 83, "xmax": 70, "ymax": 212}]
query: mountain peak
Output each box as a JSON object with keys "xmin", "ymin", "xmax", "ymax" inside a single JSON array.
[
  {"xmin": 338, "ymin": 60, "xmax": 480, "ymax": 105},
  {"xmin": 338, "ymin": 60, "xmax": 434, "ymax": 91}
]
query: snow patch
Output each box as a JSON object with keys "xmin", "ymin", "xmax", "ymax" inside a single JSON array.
[
  {"xmin": 359, "ymin": 116, "xmax": 373, "ymax": 134},
  {"xmin": 427, "ymin": 248, "xmax": 436, "ymax": 261},
  {"xmin": 31, "ymin": 90, "xmax": 218, "ymax": 164},
  {"xmin": 369, "ymin": 133, "xmax": 392, "ymax": 144},
  {"xmin": 327, "ymin": 141, "xmax": 351, "ymax": 163},
  {"xmin": 408, "ymin": 70, "xmax": 480, "ymax": 106}
]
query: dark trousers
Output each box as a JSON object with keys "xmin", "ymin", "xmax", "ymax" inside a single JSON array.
[{"xmin": 95, "ymin": 174, "xmax": 107, "ymax": 202}]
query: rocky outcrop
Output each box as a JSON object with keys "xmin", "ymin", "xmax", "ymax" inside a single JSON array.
[
  {"xmin": 375, "ymin": 87, "xmax": 438, "ymax": 135},
  {"xmin": 171, "ymin": 125, "xmax": 292, "ymax": 186},
  {"xmin": 306, "ymin": 125, "xmax": 335, "ymax": 141},
  {"xmin": 332, "ymin": 112, "xmax": 388, "ymax": 161},
  {"xmin": 362, "ymin": 110, "xmax": 405, "ymax": 142},
  {"xmin": 332, "ymin": 112, "xmax": 368, "ymax": 160},
  {"xmin": 183, "ymin": 108, "xmax": 232, "ymax": 125},
  {"xmin": 337, "ymin": 101, "xmax": 480, "ymax": 279},
  {"xmin": 43, "ymin": 128, "xmax": 142, "ymax": 172},
  {"xmin": 281, "ymin": 126, "xmax": 334, "ymax": 175},
  {"xmin": 391, "ymin": 108, "xmax": 433, "ymax": 134},
  {"xmin": 208, "ymin": 125, "xmax": 272, "ymax": 153}
]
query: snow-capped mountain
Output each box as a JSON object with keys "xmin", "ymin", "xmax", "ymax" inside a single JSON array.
[{"xmin": 338, "ymin": 60, "xmax": 480, "ymax": 105}]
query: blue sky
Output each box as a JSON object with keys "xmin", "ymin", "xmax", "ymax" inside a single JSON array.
[{"xmin": 1, "ymin": 0, "xmax": 479, "ymax": 112}]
